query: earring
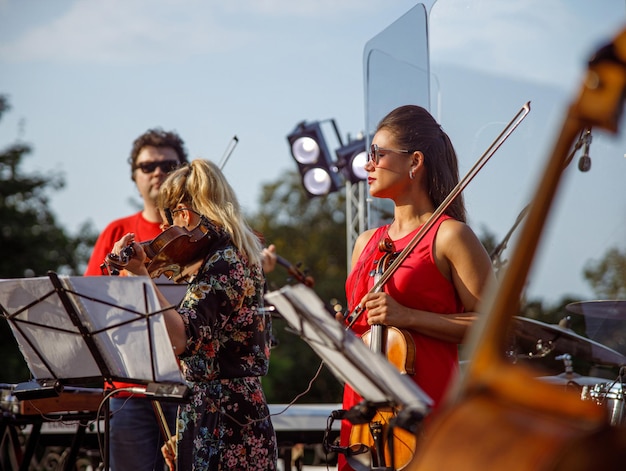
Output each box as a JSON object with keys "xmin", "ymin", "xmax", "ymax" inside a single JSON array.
[{"xmin": 409, "ymin": 170, "xmax": 415, "ymax": 180}]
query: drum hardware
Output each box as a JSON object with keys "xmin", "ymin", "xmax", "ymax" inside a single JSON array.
[
  {"xmin": 539, "ymin": 357, "xmax": 626, "ymax": 427},
  {"xmin": 581, "ymin": 381, "xmax": 625, "ymax": 427},
  {"xmin": 558, "ymin": 353, "xmax": 575, "ymax": 375},
  {"xmin": 506, "ymin": 337, "xmax": 554, "ymax": 362},
  {"xmin": 510, "ymin": 316, "xmax": 626, "ymax": 367},
  {"xmin": 538, "ymin": 354, "xmax": 612, "ymax": 389},
  {"xmin": 565, "ymin": 301, "xmax": 626, "ymax": 359},
  {"xmin": 558, "ymin": 315, "xmax": 572, "ymax": 329},
  {"xmin": 566, "ymin": 300, "xmax": 626, "ymax": 320},
  {"xmin": 579, "ymin": 366, "xmax": 626, "ymax": 427},
  {"xmin": 529, "ymin": 339, "xmax": 626, "ymax": 428}
]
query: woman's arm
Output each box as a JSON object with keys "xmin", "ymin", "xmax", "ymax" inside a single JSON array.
[{"xmin": 360, "ymin": 220, "xmax": 495, "ymax": 344}]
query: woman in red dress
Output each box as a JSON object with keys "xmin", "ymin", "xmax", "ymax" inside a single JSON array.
[{"xmin": 337, "ymin": 105, "xmax": 495, "ymax": 471}]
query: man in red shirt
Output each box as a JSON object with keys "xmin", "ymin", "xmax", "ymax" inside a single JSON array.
[
  {"xmin": 85, "ymin": 129, "xmax": 188, "ymax": 277},
  {"xmin": 85, "ymin": 128, "xmax": 188, "ymax": 471}
]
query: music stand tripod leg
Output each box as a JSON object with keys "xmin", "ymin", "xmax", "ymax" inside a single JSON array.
[
  {"xmin": 62, "ymin": 418, "xmax": 89, "ymax": 471},
  {"xmin": 19, "ymin": 421, "xmax": 42, "ymax": 471},
  {"xmin": 103, "ymin": 397, "xmax": 110, "ymax": 470},
  {"xmin": 1, "ymin": 422, "xmax": 24, "ymax": 470}
]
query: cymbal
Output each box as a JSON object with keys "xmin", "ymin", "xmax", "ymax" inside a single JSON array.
[
  {"xmin": 512, "ymin": 316, "xmax": 626, "ymax": 366},
  {"xmin": 566, "ymin": 300, "xmax": 626, "ymax": 320},
  {"xmin": 537, "ymin": 373, "xmax": 611, "ymax": 387}
]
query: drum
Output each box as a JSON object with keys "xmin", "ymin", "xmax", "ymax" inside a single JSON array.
[{"xmin": 581, "ymin": 381, "xmax": 625, "ymax": 426}]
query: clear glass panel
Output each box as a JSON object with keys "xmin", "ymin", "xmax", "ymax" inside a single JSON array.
[
  {"xmin": 427, "ymin": 9, "xmax": 626, "ymax": 380},
  {"xmin": 363, "ymin": 1, "xmax": 436, "ymax": 228},
  {"xmin": 365, "ymin": 2, "xmax": 626, "ymax": 400}
]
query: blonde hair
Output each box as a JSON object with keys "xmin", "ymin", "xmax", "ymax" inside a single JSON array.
[{"xmin": 157, "ymin": 159, "xmax": 263, "ymax": 266}]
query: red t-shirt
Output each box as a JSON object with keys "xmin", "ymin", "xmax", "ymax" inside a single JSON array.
[
  {"xmin": 338, "ymin": 216, "xmax": 463, "ymax": 470},
  {"xmin": 84, "ymin": 211, "xmax": 162, "ymax": 276}
]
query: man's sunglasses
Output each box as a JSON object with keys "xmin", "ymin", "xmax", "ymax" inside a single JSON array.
[{"xmin": 133, "ymin": 160, "xmax": 180, "ymax": 174}]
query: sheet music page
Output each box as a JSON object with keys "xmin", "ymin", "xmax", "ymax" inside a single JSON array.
[
  {"xmin": 0, "ymin": 276, "xmax": 185, "ymax": 385},
  {"xmin": 66, "ymin": 276, "xmax": 185, "ymax": 384},
  {"xmin": 266, "ymin": 284, "xmax": 432, "ymax": 411},
  {"xmin": 0, "ymin": 277, "xmax": 102, "ymax": 379}
]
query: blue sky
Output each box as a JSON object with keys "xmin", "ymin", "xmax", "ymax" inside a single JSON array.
[{"xmin": 1, "ymin": 0, "xmax": 625, "ymax": 305}]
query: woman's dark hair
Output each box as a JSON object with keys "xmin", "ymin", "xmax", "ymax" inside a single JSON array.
[{"xmin": 377, "ymin": 105, "xmax": 466, "ymax": 222}]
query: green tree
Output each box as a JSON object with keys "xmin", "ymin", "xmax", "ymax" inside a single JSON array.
[
  {"xmin": 250, "ymin": 170, "xmax": 347, "ymax": 404},
  {"xmin": 583, "ymin": 246, "xmax": 626, "ymax": 300},
  {"xmin": 0, "ymin": 95, "xmax": 98, "ymax": 382}
]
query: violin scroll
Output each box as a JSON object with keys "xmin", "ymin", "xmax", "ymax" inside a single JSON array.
[{"xmin": 276, "ymin": 255, "xmax": 314, "ymax": 287}]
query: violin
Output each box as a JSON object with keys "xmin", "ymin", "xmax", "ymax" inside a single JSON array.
[
  {"xmin": 275, "ymin": 255, "xmax": 315, "ymax": 288},
  {"xmin": 348, "ymin": 238, "xmax": 417, "ymax": 470},
  {"xmin": 254, "ymin": 230, "xmax": 314, "ymax": 288},
  {"xmin": 102, "ymin": 219, "xmax": 225, "ymax": 283}
]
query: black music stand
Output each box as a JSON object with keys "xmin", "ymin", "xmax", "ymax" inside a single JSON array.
[
  {"xmin": 265, "ymin": 285, "xmax": 433, "ymax": 470},
  {"xmin": 0, "ymin": 271, "xmax": 189, "ymax": 469}
]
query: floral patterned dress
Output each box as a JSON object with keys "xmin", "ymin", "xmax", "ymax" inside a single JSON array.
[{"xmin": 175, "ymin": 240, "xmax": 277, "ymax": 470}]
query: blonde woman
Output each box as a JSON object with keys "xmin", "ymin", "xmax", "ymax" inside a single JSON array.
[{"xmin": 112, "ymin": 159, "xmax": 277, "ymax": 470}]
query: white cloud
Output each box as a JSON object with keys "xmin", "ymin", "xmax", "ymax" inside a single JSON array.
[
  {"xmin": 0, "ymin": 0, "xmax": 246, "ymax": 65},
  {"xmin": 0, "ymin": 0, "xmax": 395, "ymax": 65},
  {"xmin": 220, "ymin": 0, "xmax": 380, "ymax": 17},
  {"xmin": 3, "ymin": 0, "xmax": 621, "ymax": 85}
]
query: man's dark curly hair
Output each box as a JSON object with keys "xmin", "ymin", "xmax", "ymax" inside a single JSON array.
[{"xmin": 128, "ymin": 128, "xmax": 189, "ymax": 180}]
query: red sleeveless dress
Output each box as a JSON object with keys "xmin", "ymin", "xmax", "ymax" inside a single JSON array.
[{"xmin": 338, "ymin": 216, "xmax": 463, "ymax": 470}]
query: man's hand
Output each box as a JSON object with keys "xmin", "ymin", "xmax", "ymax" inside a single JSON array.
[{"xmin": 161, "ymin": 435, "xmax": 176, "ymax": 470}]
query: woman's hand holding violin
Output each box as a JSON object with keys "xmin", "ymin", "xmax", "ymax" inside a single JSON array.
[
  {"xmin": 359, "ymin": 292, "xmax": 409, "ymax": 327},
  {"xmin": 341, "ymin": 292, "xmax": 409, "ymax": 328},
  {"xmin": 111, "ymin": 232, "xmax": 150, "ymax": 276}
]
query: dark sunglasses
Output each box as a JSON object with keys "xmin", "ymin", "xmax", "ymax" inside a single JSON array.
[
  {"xmin": 368, "ymin": 144, "xmax": 411, "ymax": 165},
  {"xmin": 134, "ymin": 160, "xmax": 180, "ymax": 174}
]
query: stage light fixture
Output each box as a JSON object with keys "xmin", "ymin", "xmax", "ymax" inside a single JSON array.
[
  {"xmin": 291, "ymin": 136, "xmax": 320, "ymax": 165},
  {"xmin": 335, "ymin": 137, "xmax": 368, "ymax": 183},
  {"xmin": 287, "ymin": 121, "xmax": 343, "ymax": 197}
]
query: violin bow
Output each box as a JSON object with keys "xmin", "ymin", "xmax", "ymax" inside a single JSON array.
[
  {"xmin": 218, "ymin": 135, "xmax": 239, "ymax": 170},
  {"xmin": 152, "ymin": 400, "xmax": 172, "ymax": 441},
  {"xmin": 346, "ymin": 101, "xmax": 531, "ymax": 329}
]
